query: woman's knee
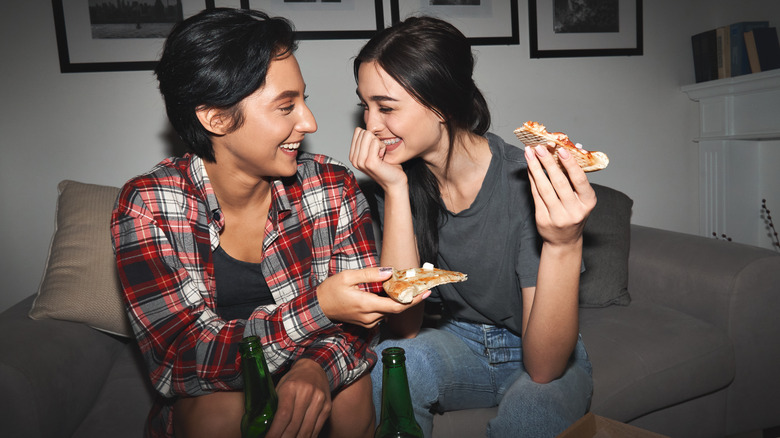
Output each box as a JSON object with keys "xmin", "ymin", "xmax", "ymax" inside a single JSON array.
[
  {"xmin": 373, "ymin": 334, "xmax": 443, "ymax": 391},
  {"xmin": 173, "ymin": 391, "xmax": 243, "ymax": 438},
  {"xmin": 490, "ymin": 365, "xmax": 592, "ymax": 437},
  {"xmin": 327, "ymin": 374, "xmax": 375, "ymax": 438},
  {"xmin": 372, "ymin": 330, "xmax": 463, "ymax": 410}
]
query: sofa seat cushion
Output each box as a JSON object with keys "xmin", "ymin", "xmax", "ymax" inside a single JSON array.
[
  {"xmin": 73, "ymin": 343, "xmax": 156, "ymax": 438},
  {"xmin": 0, "ymin": 295, "xmax": 127, "ymax": 438},
  {"xmin": 432, "ymin": 407, "xmax": 496, "ymax": 438},
  {"xmin": 580, "ymin": 299, "xmax": 735, "ymax": 423}
]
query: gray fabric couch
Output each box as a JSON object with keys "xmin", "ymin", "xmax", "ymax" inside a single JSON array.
[{"xmin": 1, "ymin": 180, "xmax": 779, "ymax": 438}]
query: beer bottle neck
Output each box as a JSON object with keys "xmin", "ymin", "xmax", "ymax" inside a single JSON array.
[
  {"xmin": 376, "ymin": 348, "xmax": 423, "ymax": 437},
  {"xmin": 379, "ymin": 364, "xmax": 417, "ymax": 420}
]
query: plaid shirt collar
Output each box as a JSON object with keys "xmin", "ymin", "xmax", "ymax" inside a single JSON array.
[{"xmin": 190, "ymin": 154, "xmax": 293, "ymax": 251}]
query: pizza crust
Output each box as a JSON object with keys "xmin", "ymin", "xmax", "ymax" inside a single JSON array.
[{"xmin": 383, "ymin": 265, "xmax": 468, "ymax": 304}]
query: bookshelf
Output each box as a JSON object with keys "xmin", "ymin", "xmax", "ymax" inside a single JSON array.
[{"xmin": 681, "ymin": 69, "xmax": 780, "ymax": 249}]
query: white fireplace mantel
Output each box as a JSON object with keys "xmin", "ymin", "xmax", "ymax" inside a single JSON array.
[{"xmin": 681, "ymin": 69, "xmax": 780, "ymax": 250}]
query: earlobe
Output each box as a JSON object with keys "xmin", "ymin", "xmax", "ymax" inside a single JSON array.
[{"xmin": 195, "ymin": 106, "xmax": 227, "ymax": 135}]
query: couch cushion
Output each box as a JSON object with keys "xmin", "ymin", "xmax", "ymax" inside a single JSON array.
[
  {"xmin": 1, "ymin": 295, "xmax": 125, "ymax": 438},
  {"xmin": 579, "ymin": 299, "xmax": 735, "ymax": 422},
  {"xmin": 579, "ymin": 184, "xmax": 633, "ymax": 307},
  {"xmin": 73, "ymin": 342, "xmax": 156, "ymax": 438},
  {"xmin": 28, "ymin": 180, "xmax": 131, "ymax": 337},
  {"xmin": 432, "ymin": 407, "xmax": 496, "ymax": 438}
]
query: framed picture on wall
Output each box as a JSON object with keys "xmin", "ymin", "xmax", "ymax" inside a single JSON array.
[
  {"xmin": 52, "ymin": 0, "xmax": 209, "ymax": 73},
  {"xmin": 240, "ymin": 0, "xmax": 385, "ymax": 40},
  {"xmin": 208, "ymin": 0, "xmax": 242, "ymax": 7},
  {"xmin": 389, "ymin": 0, "xmax": 519, "ymax": 46},
  {"xmin": 529, "ymin": 0, "xmax": 642, "ymax": 58}
]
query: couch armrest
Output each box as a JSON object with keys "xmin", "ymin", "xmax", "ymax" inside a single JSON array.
[
  {"xmin": 627, "ymin": 225, "xmax": 780, "ymax": 329},
  {"xmin": 627, "ymin": 224, "xmax": 780, "ymax": 433},
  {"xmin": 0, "ymin": 295, "xmax": 128, "ymax": 438}
]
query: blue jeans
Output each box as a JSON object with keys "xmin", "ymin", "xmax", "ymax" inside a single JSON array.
[{"xmin": 371, "ymin": 319, "xmax": 593, "ymax": 438}]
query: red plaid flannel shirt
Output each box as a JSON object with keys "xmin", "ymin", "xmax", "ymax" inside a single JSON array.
[{"xmin": 111, "ymin": 153, "xmax": 381, "ymax": 436}]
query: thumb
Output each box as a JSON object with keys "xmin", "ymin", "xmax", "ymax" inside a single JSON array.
[{"xmin": 349, "ymin": 266, "xmax": 394, "ymax": 286}]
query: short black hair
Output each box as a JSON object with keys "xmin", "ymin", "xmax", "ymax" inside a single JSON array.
[{"xmin": 155, "ymin": 8, "xmax": 297, "ymax": 161}]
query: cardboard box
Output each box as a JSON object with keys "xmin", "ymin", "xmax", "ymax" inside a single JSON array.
[{"xmin": 557, "ymin": 413, "xmax": 670, "ymax": 438}]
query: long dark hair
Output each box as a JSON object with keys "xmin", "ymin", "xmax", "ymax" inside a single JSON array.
[
  {"xmin": 155, "ymin": 8, "xmax": 297, "ymax": 162},
  {"xmin": 353, "ymin": 16, "xmax": 491, "ymax": 264}
]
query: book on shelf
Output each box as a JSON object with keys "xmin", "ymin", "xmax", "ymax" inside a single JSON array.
[
  {"xmin": 745, "ymin": 27, "xmax": 780, "ymax": 73},
  {"xmin": 692, "ymin": 29, "xmax": 718, "ymax": 83},
  {"xmin": 691, "ymin": 21, "xmax": 772, "ymax": 83},
  {"xmin": 716, "ymin": 25, "xmax": 730, "ymax": 79},
  {"xmin": 729, "ymin": 21, "xmax": 769, "ymax": 76}
]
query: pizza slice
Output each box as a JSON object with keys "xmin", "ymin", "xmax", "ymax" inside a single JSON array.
[
  {"xmin": 383, "ymin": 263, "xmax": 468, "ymax": 304},
  {"xmin": 514, "ymin": 121, "xmax": 609, "ymax": 172}
]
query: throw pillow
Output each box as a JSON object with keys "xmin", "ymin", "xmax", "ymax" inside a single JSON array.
[
  {"xmin": 29, "ymin": 180, "xmax": 132, "ymax": 337},
  {"xmin": 579, "ymin": 184, "xmax": 633, "ymax": 307}
]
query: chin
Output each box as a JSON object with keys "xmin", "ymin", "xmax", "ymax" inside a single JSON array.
[{"xmin": 382, "ymin": 150, "xmax": 407, "ymax": 166}]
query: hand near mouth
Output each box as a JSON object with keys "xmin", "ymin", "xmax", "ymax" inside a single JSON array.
[{"xmin": 349, "ymin": 127, "xmax": 408, "ymax": 192}]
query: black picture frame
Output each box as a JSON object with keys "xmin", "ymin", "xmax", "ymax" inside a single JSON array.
[
  {"xmin": 239, "ymin": 0, "xmax": 385, "ymax": 40},
  {"xmin": 52, "ymin": 0, "xmax": 209, "ymax": 73},
  {"xmin": 390, "ymin": 0, "xmax": 519, "ymax": 46},
  {"xmin": 52, "ymin": 0, "xmax": 385, "ymax": 73},
  {"xmin": 529, "ymin": 0, "xmax": 642, "ymax": 58}
]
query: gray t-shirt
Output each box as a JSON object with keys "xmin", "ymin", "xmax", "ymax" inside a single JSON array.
[
  {"xmin": 433, "ymin": 133, "xmax": 540, "ymax": 335},
  {"xmin": 376, "ymin": 133, "xmax": 542, "ymax": 336}
]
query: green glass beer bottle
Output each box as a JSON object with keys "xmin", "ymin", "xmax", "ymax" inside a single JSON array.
[
  {"xmin": 240, "ymin": 336, "xmax": 278, "ymax": 438},
  {"xmin": 375, "ymin": 347, "xmax": 424, "ymax": 438}
]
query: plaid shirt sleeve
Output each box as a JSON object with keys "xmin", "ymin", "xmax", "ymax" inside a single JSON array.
[{"xmin": 111, "ymin": 155, "xmax": 381, "ymax": 401}]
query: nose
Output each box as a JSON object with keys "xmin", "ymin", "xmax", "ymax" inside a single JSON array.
[
  {"xmin": 364, "ymin": 107, "xmax": 384, "ymax": 136},
  {"xmin": 298, "ymin": 102, "xmax": 318, "ymax": 134}
]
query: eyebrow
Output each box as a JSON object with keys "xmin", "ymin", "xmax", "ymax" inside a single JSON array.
[
  {"xmin": 272, "ymin": 89, "xmax": 301, "ymax": 103},
  {"xmin": 355, "ymin": 88, "xmax": 397, "ymax": 103}
]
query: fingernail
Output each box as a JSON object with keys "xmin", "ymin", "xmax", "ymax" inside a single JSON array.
[
  {"xmin": 535, "ymin": 145, "xmax": 548, "ymax": 156},
  {"xmin": 557, "ymin": 147, "xmax": 570, "ymax": 160},
  {"xmin": 421, "ymin": 290, "xmax": 431, "ymax": 300},
  {"xmin": 379, "ymin": 267, "xmax": 393, "ymax": 274}
]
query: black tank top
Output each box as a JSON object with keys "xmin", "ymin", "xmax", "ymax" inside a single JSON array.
[{"xmin": 213, "ymin": 246, "xmax": 275, "ymax": 321}]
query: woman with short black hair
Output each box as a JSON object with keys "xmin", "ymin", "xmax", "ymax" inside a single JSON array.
[{"xmin": 112, "ymin": 8, "xmax": 422, "ymax": 438}]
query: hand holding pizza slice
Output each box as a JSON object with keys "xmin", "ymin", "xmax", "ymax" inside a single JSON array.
[{"xmin": 383, "ymin": 263, "xmax": 468, "ymax": 304}]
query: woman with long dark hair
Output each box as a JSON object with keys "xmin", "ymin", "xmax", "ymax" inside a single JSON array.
[{"xmin": 350, "ymin": 16, "xmax": 595, "ymax": 437}]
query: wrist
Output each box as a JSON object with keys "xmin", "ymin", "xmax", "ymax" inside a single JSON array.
[
  {"xmin": 381, "ymin": 177, "xmax": 409, "ymax": 197},
  {"xmin": 542, "ymin": 237, "xmax": 583, "ymax": 255}
]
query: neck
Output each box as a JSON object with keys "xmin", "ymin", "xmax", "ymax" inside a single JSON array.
[
  {"xmin": 203, "ymin": 160, "xmax": 273, "ymax": 211},
  {"xmin": 427, "ymin": 131, "xmax": 489, "ymax": 185},
  {"xmin": 428, "ymin": 132, "xmax": 491, "ymax": 214}
]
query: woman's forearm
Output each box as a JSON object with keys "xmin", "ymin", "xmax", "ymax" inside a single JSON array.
[
  {"xmin": 521, "ymin": 240, "xmax": 583, "ymax": 382},
  {"xmin": 378, "ymin": 184, "xmax": 425, "ymax": 337},
  {"xmin": 378, "ymin": 184, "xmax": 419, "ymax": 269}
]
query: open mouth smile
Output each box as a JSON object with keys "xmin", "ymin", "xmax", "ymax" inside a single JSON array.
[
  {"xmin": 280, "ymin": 142, "xmax": 300, "ymax": 151},
  {"xmin": 382, "ymin": 137, "xmax": 402, "ymax": 153}
]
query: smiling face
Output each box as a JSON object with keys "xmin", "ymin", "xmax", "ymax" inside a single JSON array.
[
  {"xmin": 207, "ymin": 53, "xmax": 317, "ymax": 179},
  {"xmin": 356, "ymin": 61, "xmax": 448, "ymax": 166}
]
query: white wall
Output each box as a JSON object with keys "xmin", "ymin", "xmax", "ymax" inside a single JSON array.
[{"xmin": 2, "ymin": 0, "xmax": 779, "ymax": 313}]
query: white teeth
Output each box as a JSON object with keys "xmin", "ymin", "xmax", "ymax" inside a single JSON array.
[
  {"xmin": 383, "ymin": 138, "xmax": 401, "ymax": 146},
  {"xmin": 280, "ymin": 142, "xmax": 300, "ymax": 150}
]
